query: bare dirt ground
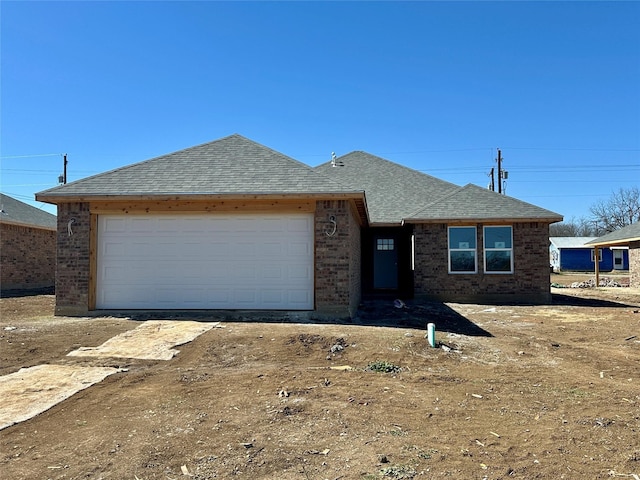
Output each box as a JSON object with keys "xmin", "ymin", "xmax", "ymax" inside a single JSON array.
[{"xmin": 1, "ymin": 276, "xmax": 639, "ymax": 480}]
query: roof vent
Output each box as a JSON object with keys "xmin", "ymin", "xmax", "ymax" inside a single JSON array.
[{"xmin": 330, "ymin": 152, "xmax": 344, "ymax": 167}]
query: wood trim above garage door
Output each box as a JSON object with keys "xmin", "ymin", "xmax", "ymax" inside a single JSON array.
[{"xmin": 90, "ymin": 199, "xmax": 316, "ymax": 215}]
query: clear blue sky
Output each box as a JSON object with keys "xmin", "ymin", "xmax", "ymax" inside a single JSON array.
[{"xmin": 2, "ymin": 1, "xmax": 639, "ymax": 221}]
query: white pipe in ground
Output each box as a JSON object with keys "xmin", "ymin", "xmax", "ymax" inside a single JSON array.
[{"xmin": 427, "ymin": 323, "xmax": 436, "ymax": 348}]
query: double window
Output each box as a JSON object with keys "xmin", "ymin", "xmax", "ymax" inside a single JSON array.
[{"xmin": 448, "ymin": 225, "xmax": 513, "ymax": 274}]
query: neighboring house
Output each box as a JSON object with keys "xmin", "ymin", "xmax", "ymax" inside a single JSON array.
[
  {"xmin": 35, "ymin": 134, "xmax": 562, "ymax": 317},
  {"xmin": 0, "ymin": 193, "xmax": 57, "ymax": 291},
  {"xmin": 550, "ymin": 237, "xmax": 629, "ymax": 272},
  {"xmin": 587, "ymin": 223, "xmax": 640, "ymax": 288}
]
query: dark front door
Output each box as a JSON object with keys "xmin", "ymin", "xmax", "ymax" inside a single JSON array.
[{"xmin": 373, "ymin": 237, "xmax": 398, "ymax": 289}]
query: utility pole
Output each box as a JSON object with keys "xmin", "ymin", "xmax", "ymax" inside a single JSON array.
[
  {"xmin": 497, "ymin": 149, "xmax": 503, "ymax": 194},
  {"xmin": 59, "ymin": 154, "xmax": 68, "ymax": 184},
  {"xmin": 489, "ymin": 167, "xmax": 495, "ymax": 192}
]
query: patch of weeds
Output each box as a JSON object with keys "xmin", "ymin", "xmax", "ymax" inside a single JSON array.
[
  {"xmin": 379, "ymin": 464, "xmax": 417, "ymax": 478},
  {"xmin": 418, "ymin": 449, "xmax": 437, "ymax": 460},
  {"xmin": 389, "ymin": 429, "xmax": 407, "ymax": 437},
  {"xmin": 404, "ymin": 444, "xmax": 437, "ymax": 460},
  {"xmin": 567, "ymin": 388, "xmax": 589, "ymax": 398},
  {"xmin": 366, "ymin": 360, "xmax": 401, "ymax": 374},
  {"xmin": 361, "ymin": 474, "xmax": 378, "ymax": 480}
]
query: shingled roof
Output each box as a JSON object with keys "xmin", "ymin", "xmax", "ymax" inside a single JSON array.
[
  {"xmin": 315, "ymin": 151, "xmax": 459, "ymax": 225},
  {"xmin": 36, "ymin": 134, "xmax": 363, "ymax": 202},
  {"xmin": 406, "ymin": 183, "xmax": 562, "ymax": 223},
  {"xmin": 35, "ymin": 134, "xmax": 562, "ymax": 227},
  {"xmin": 587, "ymin": 222, "xmax": 640, "ymax": 247},
  {"xmin": 0, "ymin": 193, "xmax": 57, "ymax": 230}
]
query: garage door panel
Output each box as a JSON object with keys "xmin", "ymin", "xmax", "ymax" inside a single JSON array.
[
  {"xmin": 288, "ymin": 289, "xmax": 312, "ymax": 305},
  {"xmin": 97, "ymin": 213, "xmax": 314, "ymax": 310},
  {"xmin": 289, "ymin": 241, "xmax": 312, "ymax": 256}
]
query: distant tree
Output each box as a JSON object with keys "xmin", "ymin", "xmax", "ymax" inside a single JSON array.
[
  {"xmin": 549, "ymin": 217, "xmax": 600, "ymax": 236},
  {"xmin": 549, "ymin": 219, "xmax": 580, "ymax": 236},
  {"xmin": 589, "ymin": 186, "xmax": 640, "ymax": 233}
]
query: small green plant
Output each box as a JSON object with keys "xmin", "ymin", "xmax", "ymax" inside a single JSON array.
[
  {"xmin": 404, "ymin": 444, "xmax": 437, "ymax": 460},
  {"xmin": 379, "ymin": 464, "xmax": 417, "ymax": 478},
  {"xmin": 417, "ymin": 448, "xmax": 438, "ymax": 460},
  {"xmin": 366, "ymin": 360, "xmax": 401, "ymax": 374},
  {"xmin": 567, "ymin": 387, "xmax": 589, "ymax": 397}
]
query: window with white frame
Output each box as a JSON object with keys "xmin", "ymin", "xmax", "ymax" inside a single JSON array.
[
  {"xmin": 484, "ymin": 226, "xmax": 513, "ymax": 273},
  {"xmin": 590, "ymin": 249, "xmax": 602, "ymax": 262},
  {"xmin": 448, "ymin": 226, "xmax": 477, "ymax": 273}
]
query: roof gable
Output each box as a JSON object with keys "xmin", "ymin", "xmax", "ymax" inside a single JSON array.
[
  {"xmin": 315, "ymin": 151, "xmax": 459, "ymax": 225},
  {"xmin": 0, "ymin": 193, "xmax": 57, "ymax": 229},
  {"xmin": 36, "ymin": 134, "xmax": 360, "ymax": 200},
  {"xmin": 405, "ymin": 183, "xmax": 563, "ymax": 223}
]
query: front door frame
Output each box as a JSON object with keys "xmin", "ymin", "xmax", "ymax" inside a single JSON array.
[{"xmin": 361, "ymin": 225, "xmax": 414, "ymax": 296}]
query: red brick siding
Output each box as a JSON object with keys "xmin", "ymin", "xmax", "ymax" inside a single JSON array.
[
  {"xmin": 314, "ymin": 200, "xmax": 361, "ymax": 317},
  {"xmin": 54, "ymin": 203, "xmax": 91, "ymax": 315},
  {"xmin": 0, "ymin": 223, "xmax": 56, "ymax": 290},
  {"xmin": 413, "ymin": 222, "xmax": 552, "ymax": 303},
  {"xmin": 629, "ymin": 241, "xmax": 640, "ymax": 288}
]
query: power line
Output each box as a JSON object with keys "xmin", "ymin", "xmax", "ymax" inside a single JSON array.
[
  {"xmin": 1, "ymin": 183, "xmax": 56, "ymax": 187},
  {"xmin": 0, "ymin": 153, "xmax": 63, "ymax": 159}
]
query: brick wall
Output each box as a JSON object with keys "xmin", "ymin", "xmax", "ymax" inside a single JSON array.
[
  {"xmin": 314, "ymin": 200, "xmax": 361, "ymax": 317},
  {"xmin": 0, "ymin": 223, "xmax": 56, "ymax": 290},
  {"xmin": 629, "ymin": 241, "xmax": 640, "ymax": 288},
  {"xmin": 55, "ymin": 203, "xmax": 91, "ymax": 315},
  {"xmin": 413, "ymin": 222, "xmax": 552, "ymax": 303}
]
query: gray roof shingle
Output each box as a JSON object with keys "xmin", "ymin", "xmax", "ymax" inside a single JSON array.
[
  {"xmin": 36, "ymin": 134, "xmax": 362, "ymax": 199},
  {"xmin": 587, "ymin": 222, "xmax": 640, "ymax": 246},
  {"xmin": 405, "ymin": 184, "xmax": 563, "ymax": 222},
  {"xmin": 0, "ymin": 193, "xmax": 57, "ymax": 229},
  {"xmin": 315, "ymin": 151, "xmax": 459, "ymax": 225},
  {"xmin": 35, "ymin": 134, "xmax": 562, "ymax": 226}
]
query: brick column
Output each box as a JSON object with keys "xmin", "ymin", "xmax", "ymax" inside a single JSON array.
[
  {"xmin": 629, "ymin": 241, "xmax": 640, "ymax": 288},
  {"xmin": 55, "ymin": 203, "xmax": 91, "ymax": 315},
  {"xmin": 314, "ymin": 200, "xmax": 361, "ymax": 317}
]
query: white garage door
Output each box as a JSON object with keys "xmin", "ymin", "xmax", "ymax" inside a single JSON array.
[{"xmin": 96, "ymin": 213, "xmax": 314, "ymax": 310}]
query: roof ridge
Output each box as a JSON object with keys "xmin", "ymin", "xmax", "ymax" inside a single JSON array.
[
  {"xmin": 323, "ymin": 151, "xmax": 460, "ymax": 189},
  {"xmin": 37, "ymin": 134, "xmax": 248, "ymax": 194}
]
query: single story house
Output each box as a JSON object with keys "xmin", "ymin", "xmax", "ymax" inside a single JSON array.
[
  {"xmin": 550, "ymin": 236, "xmax": 629, "ymax": 272},
  {"xmin": 0, "ymin": 193, "xmax": 57, "ymax": 291},
  {"xmin": 587, "ymin": 223, "xmax": 640, "ymax": 288},
  {"xmin": 36, "ymin": 134, "xmax": 562, "ymax": 317}
]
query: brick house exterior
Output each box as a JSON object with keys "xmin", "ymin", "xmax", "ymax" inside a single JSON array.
[
  {"xmin": 37, "ymin": 135, "xmax": 562, "ymax": 317},
  {"xmin": 0, "ymin": 194, "xmax": 57, "ymax": 291},
  {"xmin": 413, "ymin": 222, "xmax": 551, "ymax": 303}
]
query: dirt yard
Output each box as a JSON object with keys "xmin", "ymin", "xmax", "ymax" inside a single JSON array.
[{"xmin": 1, "ymin": 276, "xmax": 639, "ymax": 480}]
